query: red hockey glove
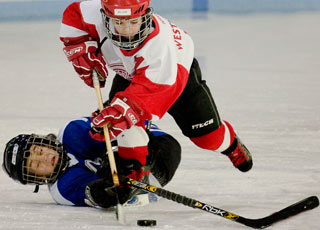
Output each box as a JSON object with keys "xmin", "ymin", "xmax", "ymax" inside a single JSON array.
[
  {"xmin": 91, "ymin": 97, "xmax": 141, "ymax": 139},
  {"xmin": 63, "ymin": 41, "xmax": 108, "ymax": 88}
]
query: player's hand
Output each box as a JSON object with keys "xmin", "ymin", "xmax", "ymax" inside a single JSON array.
[
  {"xmin": 89, "ymin": 100, "xmax": 110, "ymax": 142},
  {"xmin": 87, "ymin": 155, "xmax": 149, "ymax": 208},
  {"xmin": 63, "ymin": 41, "xmax": 108, "ymax": 88},
  {"xmin": 85, "ymin": 178, "xmax": 131, "ymax": 208},
  {"xmin": 89, "ymin": 126, "xmax": 105, "ymax": 142},
  {"xmin": 91, "ymin": 96, "xmax": 141, "ymax": 139},
  {"xmin": 97, "ymin": 154, "xmax": 149, "ymax": 181}
]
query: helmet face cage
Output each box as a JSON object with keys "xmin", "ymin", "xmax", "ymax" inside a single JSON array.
[
  {"xmin": 22, "ymin": 134, "xmax": 69, "ymax": 185},
  {"xmin": 101, "ymin": 7, "xmax": 154, "ymax": 50},
  {"xmin": 3, "ymin": 134, "xmax": 69, "ymax": 185}
]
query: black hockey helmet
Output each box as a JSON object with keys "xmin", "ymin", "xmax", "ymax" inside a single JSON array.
[
  {"xmin": 2, "ymin": 134, "xmax": 69, "ymax": 185},
  {"xmin": 3, "ymin": 134, "xmax": 29, "ymax": 184}
]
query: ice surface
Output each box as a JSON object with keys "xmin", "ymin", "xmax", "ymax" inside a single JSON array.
[{"xmin": 0, "ymin": 13, "xmax": 319, "ymax": 230}]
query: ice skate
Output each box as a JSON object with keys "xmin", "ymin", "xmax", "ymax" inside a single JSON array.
[{"xmin": 222, "ymin": 135, "xmax": 253, "ymax": 172}]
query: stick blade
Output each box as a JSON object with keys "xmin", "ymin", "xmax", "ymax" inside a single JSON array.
[
  {"xmin": 240, "ymin": 196, "xmax": 319, "ymax": 229},
  {"xmin": 302, "ymin": 196, "xmax": 319, "ymax": 210}
]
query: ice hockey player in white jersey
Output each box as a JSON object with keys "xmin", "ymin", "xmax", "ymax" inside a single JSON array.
[
  {"xmin": 60, "ymin": 0, "xmax": 253, "ymax": 174},
  {"xmin": 2, "ymin": 117, "xmax": 181, "ymax": 208}
]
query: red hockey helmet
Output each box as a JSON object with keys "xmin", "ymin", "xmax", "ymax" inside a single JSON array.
[
  {"xmin": 100, "ymin": 0, "xmax": 154, "ymax": 50},
  {"xmin": 101, "ymin": 0, "xmax": 151, "ymax": 19}
]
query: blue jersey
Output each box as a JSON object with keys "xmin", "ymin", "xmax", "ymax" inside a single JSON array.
[{"xmin": 48, "ymin": 117, "xmax": 166, "ymax": 206}]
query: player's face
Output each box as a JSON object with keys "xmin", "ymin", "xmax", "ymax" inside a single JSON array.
[
  {"xmin": 26, "ymin": 145, "xmax": 60, "ymax": 178},
  {"xmin": 112, "ymin": 17, "xmax": 142, "ymax": 39}
]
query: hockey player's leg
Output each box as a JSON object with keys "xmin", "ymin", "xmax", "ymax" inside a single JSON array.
[
  {"xmin": 116, "ymin": 125, "xmax": 150, "ymax": 167},
  {"xmin": 122, "ymin": 132, "xmax": 182, "ymax": 207},
  {"xmin": 108, "ymin": 74, "xmax": 182, "ymax": 182},
  {"xmin": 86, "ymin": 125, "xmax": 150, "ymax": 209},
  {"xmin": 169, "ymin": 58, "xmax": 252, "ymax": 172},
  {"xmin": 190, "ymin": 122, "xmax": 252, "ymax": 172},
  {"xmin": 147, "ymin": 132, "xmax": 181, "ymax": 187},
  {"xmin": 221, "ymin": 134, "xmax": 252, "ymax": 172}
]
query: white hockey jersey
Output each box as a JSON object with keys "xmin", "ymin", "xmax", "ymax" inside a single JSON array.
[{"xmin": 60, "ymin": 0, "xmax": 194, "ymax": 120}]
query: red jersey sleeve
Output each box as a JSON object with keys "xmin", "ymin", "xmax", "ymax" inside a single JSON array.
[{"xmin": 60, "ymin": 2, "xmax": 99, "ymax": 45}]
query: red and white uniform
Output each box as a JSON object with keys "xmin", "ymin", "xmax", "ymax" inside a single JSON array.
[
  {"xmin": 60, "ymin": 0, "xmax": 194, "ymax": 121},
  {"xmin": 60, "ymin": 0, "xmax": 195, "ymax": 166},
  {"xmin": 59, "ymin": 1, "xmax": 250, "ymax": 172}
]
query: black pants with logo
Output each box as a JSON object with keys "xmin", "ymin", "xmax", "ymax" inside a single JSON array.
[{"xmin": 109, "ymin": 58, "xmax": 222, "ymax": 138}]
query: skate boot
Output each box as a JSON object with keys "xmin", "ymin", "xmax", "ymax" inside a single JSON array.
[{"xmin": 222, "ymin": 135, "xmax": 253, "ymax": 172}]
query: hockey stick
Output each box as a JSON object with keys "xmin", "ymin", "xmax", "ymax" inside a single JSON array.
[
  {"xmin": 126, "ymin": 179, "xmax": 319, "ymax": 229},
  {"xmin": 92, "ymin": 71, "xmax": 125, "ymax": 224}
]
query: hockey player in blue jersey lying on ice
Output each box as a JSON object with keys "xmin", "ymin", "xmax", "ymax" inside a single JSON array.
[{"xmin": 2, "ymin": 117, "xmax": 181, "ymax": 208}]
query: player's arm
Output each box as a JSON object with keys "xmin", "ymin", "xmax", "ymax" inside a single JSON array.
[
  {"xmin": 49, "ymin": 152, "xmax": 139, "ymax": 208},
  {"xmin": 60, "ymin": 2, "xmax": 108, "ymax": 88},
  {"xmin": 90, "ymin": 43, "xmax": 187, "ymax": 143},
  {"xmin": 116, "ymin": 56, "xmax": 189, "ymax": 120},
  {"xmin": 49, "ymin": 166, "xmax": 100, "ymax": 206}
]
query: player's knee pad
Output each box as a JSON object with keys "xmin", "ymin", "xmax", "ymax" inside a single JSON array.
[
  {"xmin": 117, "ymin": 126, "xmax": 149, "ymax": 165},
  {"xmin": 190, "ymin": 121, "xmax": 235, "ymax": 152},
  {"xmin": 148, "ymin": 133, "xmax": 181, "ymax": 186}
]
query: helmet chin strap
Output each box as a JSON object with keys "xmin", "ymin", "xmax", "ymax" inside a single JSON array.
[{"xmin": 95, "ymin": 36, "xmax": 108, "ymax": 56}]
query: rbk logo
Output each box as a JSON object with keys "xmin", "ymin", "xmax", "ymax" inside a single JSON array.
[{"xmin": 202, "ymin": 204, "xmax": 226, "ymax": 216}]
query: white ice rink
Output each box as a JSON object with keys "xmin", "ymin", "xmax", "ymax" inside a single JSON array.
[{"xmin": 0, "ymin": 12, "xmax": 319, "ymax": 230}]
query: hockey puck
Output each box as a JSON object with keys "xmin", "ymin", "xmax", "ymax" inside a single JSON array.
[{"xmin": 137, "ymin": 219, "xmax": 157, "ymax": 226}]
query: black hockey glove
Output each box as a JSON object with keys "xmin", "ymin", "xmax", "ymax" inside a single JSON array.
[
  {"xmin": 86, "ymin": 152, "xmax": 142, "ymax": 209},
  {"xmin": 85, "ymin": 178, "xmax": 131, "ymax": 208}
]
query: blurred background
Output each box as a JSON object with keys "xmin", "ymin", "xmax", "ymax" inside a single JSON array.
[{"xmin": 1, "ymin": 0, "xmax": 320, "ymax": 22}]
